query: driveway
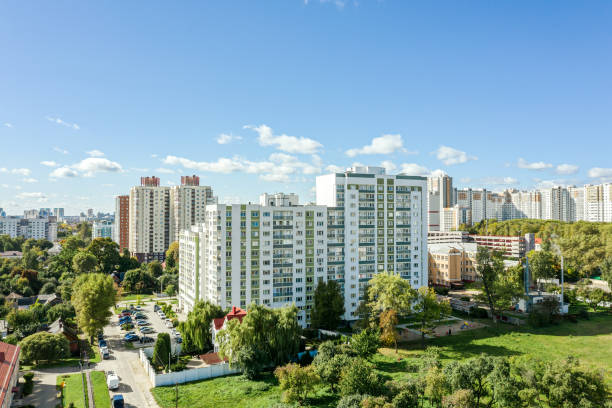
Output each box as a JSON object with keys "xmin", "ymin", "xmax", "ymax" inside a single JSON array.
[
  {"xmin": 98, "ymin": 314, "xmax": 160, "ymax": 408},
  {"xmin": 17, "ymin": 365, "xmax": 78, "ymax": 408}
]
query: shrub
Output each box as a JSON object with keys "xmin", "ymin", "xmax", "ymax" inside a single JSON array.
[
  {"xmin": 577, "ymin": 309, "xmax": 590, "ymax": 320},
  {"xmin": 350, "ymin": 329, "xmax": 380, "ymax": 359},
  {"xmin": 361, "ymin": 396, "xmax": 388, "ymax": 408},
  {"xmin": 22, "ymin": 372, "xmax": 35, "ymax": 395},
  {"xmin": 336, "ymin": 394, "xmax": 367, "ymax": 408},
  {"xmin": 274, "ymin": 363, "xmax": 319, "ymax": 404},
  {"xmin": 469, "ymin": 307, "xmax": 488, "ymax": 318},
  {"xmin": 339, "ymin": 358, "xmax": 384, "ymax": 397},
  {"xmin": 442, "ymin": 389, "xmax": 474, "ymax": 408}
]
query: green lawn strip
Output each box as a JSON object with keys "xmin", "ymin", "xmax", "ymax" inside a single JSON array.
[
  {"xmin": 57, "ymin": 372, "xmax": 88, "ymax": 408},
  {"xmin": 151, "ymin": 372, "xmax": 338, "ymax": 408},
  {"xmin": 90, "ymin": 370, "xmax": 111, "ymax": 407}
]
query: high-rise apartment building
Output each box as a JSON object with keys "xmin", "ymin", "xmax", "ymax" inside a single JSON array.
[
  {"xmin": 179, "ymin": 193, "xmax": 327, "ymax": 325},
  {"xmin": 316, "ymin": 166, "xmax": 428, "ymax": 319},
  {"xmin": 53, "ymin": 208, "xmax": 65, "ymax": 221},
  {"xmin": 178, "ymin": 166, "xmax": 429, "ymax": 325},
  {"xmin": 128, "ymin": 176, "xmax": 216, "ymax": 262},
  {"xmin": 0, "ymin": 217, "xmax": 57, "ymax": 241},
  {"xmin": 114, "ymin": 195, "xmax": 129, "ymax": 251},
  {"xmin": 427, "ymin": 174, "xmax": 454, "ymax": 231}
]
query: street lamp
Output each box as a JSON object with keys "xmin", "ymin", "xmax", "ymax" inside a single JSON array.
[{"xmin": 551, "ymin": 234, "xmax": 565, "ymax": 314}]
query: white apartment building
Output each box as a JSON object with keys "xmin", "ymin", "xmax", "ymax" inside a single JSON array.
[
  {"xmin": 0, "ymin": 217, "xmax": 57, "ymax": 241},
  {"xmin": 457, "ymin": 188, "xmax": 503, "ymax": 224},
  {"xmin": 568, "ymin": 186, "xmax": 584, "ymax": 222},
  {"xmin": 316, "ymin": 166, "xmax": 428, "ymax": 320},
  {"xmin": 427, "ymin": 174, "xmax": 454, "ymax": 231},
  {"xmin": 128, "ymin": 176, "xmax": 216, "ymax": 263},
  {"xmin": 179, "ymin": 193, "xmax": 327, "ymax": 325},
  {"xmin": 540, "ymin": 187, "xmax": 571, "ymax": 222},
  {"xmin": 92, "ymin": 220, "xmax": 114, "ymax": 240}
]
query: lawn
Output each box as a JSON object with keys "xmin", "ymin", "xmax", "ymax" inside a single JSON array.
[
  {"xmin": 152, "ymin": 313, "xmax": 612, "ymax": 407},
  {"xmin": 90, "ymin": 370, "xmax": 111, "ymax": 408},
  {"xmin": 57, "ymin": 373, "xmax": 88, "ymax": 408}
]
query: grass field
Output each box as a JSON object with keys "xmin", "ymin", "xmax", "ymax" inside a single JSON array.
[
  {"xmin": 151, "ymin": 313, "xmax": 612, "ymax": 408},
  {"xmin": 90, "ymin": 370, "xmax": 111, "ymax": 408},
  {"xmin": 57, "ymin": 373, "xmax": 88, "ymax": 408}
]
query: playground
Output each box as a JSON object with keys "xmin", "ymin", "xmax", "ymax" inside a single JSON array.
[{"xmin": 399, "ymin": 318, "xmax": 486, "ymax": 342}]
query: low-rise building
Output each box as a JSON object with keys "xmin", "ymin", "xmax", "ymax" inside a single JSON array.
[
  {"xmin": 428, "ymin": 242, "xmax": 478, "ymax": 287},
  {"xmin": 211, "ymin": 306, "xmax": 248, "ymax": 352},
  {"xmin": 0, "ymin": 341, "xmax": 20, "ymax": 408}
]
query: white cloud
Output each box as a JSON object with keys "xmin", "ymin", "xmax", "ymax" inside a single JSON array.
[
  {"xmin": 325, "ymin": 165, "xmax": 344, "ymax": 173},
  {"xmin": 517, "ymin": 158, "xmax": 553, "ymax": 170},
  {"xmin": 0, "ymin": 168, "xmax": 31, "ymax": 176},
  {"xmin": 156, "ymin": 168, "xmax": 175, "ymax": 174},
  {"xmin": 481, "ymin": 177, "xmax": 518, "ymax": 185},
  {"xmin": 434, "ymin": 146, "xmax": 477, "ymax": 165},
  {"xmin": 164, "ymin": 155, "xmax": 244, "ymax": 174},
  {"xmin": 216, "ymin": 133, "xmax": 242, "ymax": 145},
  {"xmin": 3, "ymin": 123, "xmax": 13, "ymax": 128},
  {"xmin": 23, "ymin": 178, "xmax": 38, "ymax": 183},
  {"xmin": 46, "ymin": 116, "xmax": 80, "ymax": 130},
  {"xmin": 16, "ymin": 192, "xmax": 47, "ymax": 201},
  {"xmin": 49, "ymin": 157, "xmax": 122, "ymax": 178},
  {"xmin": 429, "ymin": 169, "xmax": 448, "ymax": 178},
  {"xmin": 555, "ymin": 164, "xmax": 579, "ymax": 175},
  {"xmin": 50, "ymin": 167, "xmax": 79, "ymax": 178},
  {"xmin": 588, "ymin": 167, "xmax": 612, "ymax": 180},
  {"xmin": 40, "ymin": 161, "xmax": 59, "ymax": 167},
  {"xmin": 399, "ymin": 163, "xmax": 430, "ymax": 176},
  {"xmin": 380, "ymin": 160, "xmax": 397, "ymax": 174},
  {"xmin": 86, "ymin": 149, "xmax": 105, "ymax": 157},
  {"xmin": 346, "ymin": 134, "xmax": 411, "ymax": 157},
  {"xmin": 53, "ymin": 147, "xmax": 69, "ymax": 155},
  {"xmin": 72, "ymin": 158, "xmax": 122, "ymax": 177},
  {"xmin": 245, "ymin": 124, "xmax": 323, "ymax": 154}
]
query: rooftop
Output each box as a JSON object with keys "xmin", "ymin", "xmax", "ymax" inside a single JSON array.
[{"xmin": 0, "ymin": 341, "xmax": 20, "ymax": 406}]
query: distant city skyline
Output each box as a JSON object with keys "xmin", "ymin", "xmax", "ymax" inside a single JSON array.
[{"xmin": 2, "ymin": 1, "xmax": 612, "ymax": 214}]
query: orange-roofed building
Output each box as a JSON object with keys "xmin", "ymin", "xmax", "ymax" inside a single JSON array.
[
  {"xmin": 211, "ymin": 306, "xmax": 247, "ymax": 352},
  {"xmin": 0, "ymin": 341, "xmax": 20, "ymax": 408}
]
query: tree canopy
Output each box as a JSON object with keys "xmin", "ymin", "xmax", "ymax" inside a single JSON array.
[
  {"xmin": 310, "ymin": 280, "xmax": 345, "ymax": 330},
  {"xmin": 71, "ymin": 273, "xmax": 116, "ymax": 342}
]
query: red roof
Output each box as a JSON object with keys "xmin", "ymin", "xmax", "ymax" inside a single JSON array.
[
  {"xmin": 0, "ymin": 342, "xmax": 20, "ymax": 406},
  {"xmin": 535, "ymin": 238, "xmax": 542, "ymax": 244},
  {"xmin": 213, "ymin": 318, "xmax": 225, "ymax": 331},
  {"xmin": 212, "ymin": 306, "xmax": 248, "ymax": 331},
  {"xmin": 199, "ymin": 352, "xmax": 228, "ymax": 365},
  {"xmin": 226, "ymin": 306, "xmax": 247, "ymax": 323}
]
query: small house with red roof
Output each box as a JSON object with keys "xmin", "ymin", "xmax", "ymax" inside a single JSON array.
[
  {"xmin": 0, "ymin": 341, "xmax": 20, "ymax": 408},
  {"xmin": 211, "ymin": 306, "xmax": 247, "ymax": 352}
]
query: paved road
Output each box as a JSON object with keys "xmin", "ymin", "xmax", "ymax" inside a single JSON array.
[
  {"xmin": 98, "ymin": 313, "xmax": 160, "ymax": 408},
  {"xmin": 17, "ymin": 366, "xmax": 78, "ymax": 408}
]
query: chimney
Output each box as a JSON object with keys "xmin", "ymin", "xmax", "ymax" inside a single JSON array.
[
  {"xmin": 232, "ymin": 306, "xmax": 237, "ymax": 314},
  {"xmin": 0, "ymin": 352, "xmax": 5, "ymax": 362}
]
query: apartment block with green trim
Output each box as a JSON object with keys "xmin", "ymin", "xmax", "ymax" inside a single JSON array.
[
  {"xmin": 178, "ymin": 193, "xmax": 327, "ymax": 326},
  {"xmin": 316, "ymin": 166, "xmax": 428, "ymax": 320}
]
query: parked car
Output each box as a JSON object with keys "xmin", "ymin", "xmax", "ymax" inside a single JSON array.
[
  {"xmin": 111, "ymin": 395, "xmax": 125, "ymax": 408},
  {"xmin": 124, "ymin": 333, "xmax": 139, "ymax": 342},
  {"xmin": 165, "ymin": 320, "xmax": 173, "ymax": 328},
  {"xmin": 97, "ymin": 332, "xmax": 104, "ymax": 341},
  {"xmin": 135, "ymin": 305, "xmax": 142, "ymax": 310},
  {"xmin": 158, "ymin": 313, "xmax": 166, "ymax": 319},
  {"xmin": 99, "ymin": 339, "xmax": 107, "ymax": 348},
  {"xmin": 121, "ymin": 309, "xmax": 131, "ymax": 315},
  {"xmin": 107, "ymin": 371, "xmax": 120, "ymax": 390},
  {"xmin": 139, "ymin": 336, "xmax": 154, "ymax": 344},
  {"xmin": 133, "ymin": 313, "xmax": 146, "ymax": 319},
  {"xmin": 175, "ymin": 336, "xmax": 182, "ymax": 344},
  {"xmin": 137, "ymin": 321, "xmax": 151, "ymax": 326},
  {"xmin": 171, "ymin": 329, "xmax": 179, "ymax": 337},
  {"xmin": 139, "ymin": 327, "xmax": 155, "ymax": 334},
  {"xmin": 153, "ymin": 304, "xmax": 161, "ymax": 312},
  {"xmin": 100, "ymin": 346, "xmax": 110, "ymax": 359}
]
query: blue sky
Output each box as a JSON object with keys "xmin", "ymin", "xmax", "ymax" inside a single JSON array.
[{"xmin": 1, "ymin": 1, "xmax": 612, "ymax": 215}]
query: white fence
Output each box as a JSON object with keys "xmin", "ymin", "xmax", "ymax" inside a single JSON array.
[{"xmin": 138, "ymin": 348, "xmax": 240, "ymax": 387}]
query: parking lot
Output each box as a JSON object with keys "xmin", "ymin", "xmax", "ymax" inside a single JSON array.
[{"xmin": 97, "ymin": 300, "xmax": 181, "ymax": 408}]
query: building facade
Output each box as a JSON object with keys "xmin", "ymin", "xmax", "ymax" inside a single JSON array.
[
  {"xmin": 92, "ymin": 220, "xmax": 114, "ymax": 240},
  {"xmin": 179, "ymin": 193, "xmax": 327, "ymax": 325},
  {"xmin": 114, "ymin": 195, "xmax": 130, "ymax": 251},
  {"xmin": 316, "ymin": 166, "xmax": 428, "ymax": 320},
  {"xmin": 0, "ymin": 217, "xmax": 56, "ymax": 241},
  {"xmin": 428, "ymin": 242, "xmax": 478, "ymax": 287},
  {"xmin": 427, "ymin": 174, "xmax": 454, "ymax": 231}
]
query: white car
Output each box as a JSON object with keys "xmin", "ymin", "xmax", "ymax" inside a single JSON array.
[
  {"xmin": 165, "ymin": 319, "xmax": 173, "ymax": 328},
  {"xmin": 107, "ymin": 371, "xmax": 120, "ymax": 390},
  {"xmin": 159, "ymin": 313, "xmax": 166, "ymax": 319}
]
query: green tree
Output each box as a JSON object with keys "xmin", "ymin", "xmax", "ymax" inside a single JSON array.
[
  {"xmin": 413, "ymin": 287, "xmax": 452, "ymax": 348},
  {"xmin": 71, "ymin": 273, "xmax": 116, "ymax": 343},
  {"xmin": 350, "ymin": 328, "xmax": 380, "ymax": 359},
  {"xmin": 444, "ymin": 355, "xmax": 496, "ymax": 408},
  {"xmin": 179, "ymin": 301, "xmax": 224, "ymax": 355},
  {"xmin": 218, "ymin": 304, "xmax": 301, "ymax": 378},
  {"xmin": 310, "ymin": 280, "xmax": 345, "ymax": 330},
  {"xmin": 379, "ymin": 309, "xmax": 399, "ymax": 352},
  {"xmin": 442, "ymin": 389, "xmax": 474, "ymax": 408},
  {"xmin": 122, "ymin": 268, "xmax": 156, "ymax": 293},
  {"xmin": 339, "ymin": 358, "xmax": 383, "ymax": 397},
  {"xmin": 600, "ymin": 256, "xmax": 612, "ymax": 290},
  {"xmin": 6, "ymin": 309, "xmax": 39, "ymax": 338},
  {"xmin": 47, "ymin": 303, "xmax": 76, "ymax": 322},
  {"xmin": 528, "ymin": 250, "xmax": 559, "ymax": 287},
  {"xmin": 20, "ymin": 332, "xmax": 70, "ymax": 365},
  {"xmin": 475, "ymin": 247, "xmax": 522, "ymax": 323},
  {"xmin": 424, "ymin": 366, "xmax": 448, "ymax": 408},
  {"xmin": 72, "ymin": 251, "xmax": 98, "ymax": 274},
  {"xmin": 314, "ymin": 348, "xmax": 353, "ymax": 392},
  {"xmin": 274, "ymin": 363, "xmax": 320, "ymax": 404},
  {"xmin": 367, "ymin": 272, "xmax": 415, "ymax": 317},
  {"xmin": 586, "ymin": 287, "xmax": 605, "ymax": 311},
  {"xmin": 152, "ymin": 332, "xmax": 172, "ymax": 370},
  {"xmin": 148, "ymin": 261, "xmax": 163, "ymax": 278},
  {"xmin": 85, "ymin": 238, "xmax": 120, "ymax": 274},
  {"xmin": 76, "ymin": 222, "xmax": 92, "ymax": 242},
  {"xmin": 165, "ymin": 241, "xmax": 179, "ymax": 269}
]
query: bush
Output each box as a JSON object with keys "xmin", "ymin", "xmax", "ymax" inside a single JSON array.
[
  {"xmin": 22, "ymin": 372, "xmax": 35, "ymax": 395},
  {"xmin": 336, "ymin": 394, "xmax": 367, "ymax": 408},
  {"xmin": 274, "ymin": 363, "xmax": 319, "ymax": 404},
  {"xmin": 361, "ymin": 396, "xmax": 388, "ymax": 408},
  {"xmin": 433, "ymin": 286, "xmax": 449, "ymax": 296},
  {"xmin": 460, "ymin": 296, "xmax": 471, "ymax": 302},
  {"xmin": 350, "ymin": 329, "xmax": 380, "ymax": 359},
  {"xmin": 577, "ymin": 309, "xmax": 590, "ymax": 320},
  {"xmin": 20, "ymin": 332, "xmax": 70, "ymax": 365},
  {"xmin": 298, "ymin": 351, "xmax": 314, "ymax": 366},
  {"xmin": 339, "ymin": 358, "xmax": 384, "ymax": 397},
  {"xmin": 527, "ymin": 310, "xmax": 549, "ymax": 328},
  {"xmin": 469, "ymin": 307, "xmax": 488, "ymax": 318},
  {"xmin": 2, "ymin": 334, "xmax": 19, "ymax": 345}
]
